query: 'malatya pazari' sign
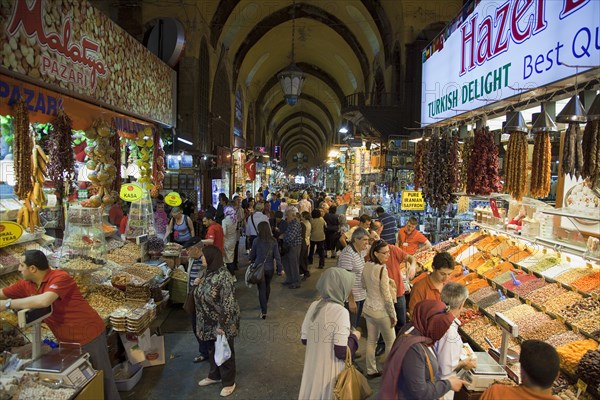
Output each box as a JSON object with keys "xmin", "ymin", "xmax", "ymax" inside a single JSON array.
[{"xmin": 0, "ymin": 0, "xmax": 176, "ymax": 126}]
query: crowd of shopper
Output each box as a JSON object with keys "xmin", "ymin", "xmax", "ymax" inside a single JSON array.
[{"xmin": 89, "ymin": 186, "xmax": 562, "ymax": 398}]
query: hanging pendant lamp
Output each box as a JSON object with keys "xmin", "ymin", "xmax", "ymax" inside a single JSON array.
[
  {"xmin": 556, "ymin": 95, "xmax": 587, "ymax": 123},
  {"xmin": 278, "ymin": 0, "xmax": 305, "ymax": 106}
]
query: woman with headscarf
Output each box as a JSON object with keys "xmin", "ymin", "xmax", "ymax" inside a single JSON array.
[
  {"xmin": 195, "ymin": 245, "xmax": 240, "ymax": 397},
  {"xmin": 298, "ymin": 268, "xmax": 362, "ymax": 400},
  {"xmin": 378, "ymin": 300, "xmax": 466, "ymax": 400},
  {"xmin": 222, "ymin": 202, "xmax": 238, "ymax": 276}
]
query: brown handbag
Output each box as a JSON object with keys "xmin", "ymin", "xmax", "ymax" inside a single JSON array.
[{"xmin": 333, "ymin": 347, "xmax": 373, "ymax": 400}]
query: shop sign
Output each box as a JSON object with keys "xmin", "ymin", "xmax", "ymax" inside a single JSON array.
[
  {"xmin": 165, "ymin": 192, "xmax": 182, "ymax": 207},
  {"xmin": 1, "ymin": 0, "xmax": 176, "ymax": 126},
  {"xmin": 120, "ymin": 183, "xmax": 143, "ymax": 202},
  {"xmin": 421, "ymin": 0, "xmax": 600, "ymax": 125},
  {"xmin": 401, "ymin": 191, "xmax": 425, "ymax": 211},
  {"xmin": 0, "ymin": 221, "xmax": 23, "ymax": 247}
]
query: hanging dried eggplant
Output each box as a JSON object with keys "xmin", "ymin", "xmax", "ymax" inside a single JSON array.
[
  {"xmin": 504, "ymin": 131, "xmax": 528, "ymax": 201},
  {"xmin": 449, "ymin": 133, "xmax": 462, "ymax": 192},
  {"xmin": 530, "ymin": 132, "xmax": 551, "ymax": 198},
  {"xmin": 582, "ymin": 119, "xmax": 600, "ymax": 183},
  {"xmin": 47, "ymin": 110, "xmax": 75, "ymax": 203},
  {"xmin": 413, "ymin": 140, "xmax": 425, "ymax": 189},
  {"xmin": 467, "ymin": 127, "xmax": 502, "ymax": 195},
  {"xmin": 460, "ymin": 136, "xmax": 473, "ymax": 192},
  {"xmin": 12, "ymin": 100, "xmax": 34, "ymax": 199},
  {"xmin": 562, "ymin": 122, "xmax": 585, "ymax": 179}
]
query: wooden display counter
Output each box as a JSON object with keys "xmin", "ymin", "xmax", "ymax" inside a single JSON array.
[{"xmin": 75, "ymin": 370, "xmax": 104, "ymax": 400}]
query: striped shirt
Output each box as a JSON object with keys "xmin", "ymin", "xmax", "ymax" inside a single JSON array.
[
  {"xmin": 378, "ymin": 212, "xmax": 398, "ymax": 245},
  {"xmin": 336, "ymin": 244, "xmax": 366, "ymax": 301}
]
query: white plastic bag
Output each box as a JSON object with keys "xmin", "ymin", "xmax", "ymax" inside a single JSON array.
[{"xmin": 214, "ymin": 334, "xmax": 231, "ymax": 366}]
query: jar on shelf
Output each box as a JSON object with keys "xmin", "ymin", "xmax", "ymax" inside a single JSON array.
[{"xmin": 60, "ymin": 205, "xmax": 107, "ymax": 264}]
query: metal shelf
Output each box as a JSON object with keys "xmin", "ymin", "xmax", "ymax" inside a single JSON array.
[{"xmin": 541, "ymin": 208, "xmax": 600, "ymax": 222}]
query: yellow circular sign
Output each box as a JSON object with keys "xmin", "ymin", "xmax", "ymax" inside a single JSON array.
[
  {"xmin": 165, "ymin": 192, "xmax": 182, "ymax": 207},
  {"xmin": 0, "ymin": 221, "xmax": 24, "ymax": 247},
  {"xmin": 120, "ymin": 183, "xmax": 144, "ymax": 202}
]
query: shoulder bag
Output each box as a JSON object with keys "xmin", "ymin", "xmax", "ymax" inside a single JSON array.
[
  {"xmin": 333, "ymin": 347, "xmax": 373, "ymax": 400},
  {"xmin": 379, "ymin": 265, "xmax": 398, "ymax": 304},
  {"xmin": 246, "ymin": 244, "xmax": 272, "ymax": 285}
]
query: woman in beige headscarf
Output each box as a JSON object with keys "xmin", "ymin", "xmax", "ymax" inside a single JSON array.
[{"xmin": 298, "ymin": 268, "xmax": 361, "ymax": 400}]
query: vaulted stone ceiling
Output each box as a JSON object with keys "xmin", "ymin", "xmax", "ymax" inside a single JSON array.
[{"xmin": 207, "ymin": 0, "xmax": 394, "ymax": 166}]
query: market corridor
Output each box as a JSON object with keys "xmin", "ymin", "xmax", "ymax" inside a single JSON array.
[{"xmin": 123, "ymin": 251, "xmax": 383, "ymax": 400}]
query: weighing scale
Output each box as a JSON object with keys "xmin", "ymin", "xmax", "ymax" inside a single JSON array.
[
  {"xmin": 18, "ymin": 306, "xmax": 97, "ymax": 388},
  {"xmin": 459, "ymin": 351, "xmax": 507, "ymax": 391}
]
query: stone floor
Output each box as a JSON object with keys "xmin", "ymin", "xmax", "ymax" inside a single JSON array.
[{"xmin": 121, "ymin": 247, "xmax": 384, "ymax": 400}]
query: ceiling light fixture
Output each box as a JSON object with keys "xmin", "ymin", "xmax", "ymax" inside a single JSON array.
[
  {"xmin": 177, "ymin": 137, "xmax": 193, "ymax": 146},
  {"xmin": 339, "ymin": 126, "xmax": 348, "ymax": 134},
  {"xmin": 278, "ymin": 0, "xmax": 305, "ymax": 106}
]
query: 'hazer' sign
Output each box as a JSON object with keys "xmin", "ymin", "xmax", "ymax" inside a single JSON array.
[{"xmin": 421, "ymin": 0, "xmax": 600, "ymax": 125}]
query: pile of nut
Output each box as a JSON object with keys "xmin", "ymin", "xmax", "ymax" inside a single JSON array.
[
  {"xmin": 0, "ymin": 325, "xmax": 28, "ymax": 352},
  {"xmin": 572, "ymin": 314, "xmax": 600, "ymax": 337},
  {"xmin": 512, "ymin": 278, "xmax": 547, "ymax": 297},
  {"xmin": 556, "ymin": 268, "xmax": 594, "ymax": 284},
  {"xmin": 525, "ymin": 285, "xmax": 568, "ymax": 306},
  {"xmin": 61, "ymin": 257, "xmax": 102, "ymax": 271},
  {"xmin": 543, "ymin": 291, "xmax": 583, "ymax": 314},
  {"xmin": 501, "ymin": 304, "xmax": 536, "ymax": 323},
  {"xmin": 516, "ymin": 312, "xmax": 551, "ymax": 337},
  {"xmin": 112, "ymin": 271, "xmax": 145, "ymax": 287},
  {"xmin": 485, "ymin": 298, "xmax": 522, "ymax": 316},
  {"xmin": 123, "ymin": 263, "xmax": 163, "ymax": 282},
  {"xmin": 545, "ymin": 331, "xmax": 587, "ymax": 348},
  {"xmin": 87, "ymin": 292, "xmax": 122, "ymax": 320},
  {"xmin": 469, "ymin": 286, "xmax": 496, "ymax": 302},
  {"xmin": 521, "ymin": 318, "xmax": 567, "ymax": 341},
  {"xmin": 106, "ymin": 242, "xmax": 140, "ymax": 266},
  {"xmin": 558, "ymin": 297, "xmax": 600, "ymax": 321}
]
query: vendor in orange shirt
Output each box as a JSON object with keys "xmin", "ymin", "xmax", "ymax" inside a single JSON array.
[
  {"xmin": 481, "ymin": 340, "xmax": 560, "ymax": 400},
  {"xmin": 0, "ymin": 250, "xmax": 120, "ymax": 400},
  {"xmin": 397, "ymin": 217, "xmax": 431, "ymax": 255},
  {"xmin": 408, "ymin": 251, "xmax": 454, "ymax": 316}
]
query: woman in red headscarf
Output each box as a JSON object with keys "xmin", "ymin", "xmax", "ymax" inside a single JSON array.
[{"xmin": 378, "ymin": 300, "xmax": 467, "ymax": 400}]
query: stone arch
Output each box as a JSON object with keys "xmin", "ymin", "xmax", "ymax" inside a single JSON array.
[
  {"xmin": 199, "ymin": 38, "xmax": 211, "ymax": 152},
  {"xmin": 211, "ymin": 62, "xmax": 232, "ymax": 149}
]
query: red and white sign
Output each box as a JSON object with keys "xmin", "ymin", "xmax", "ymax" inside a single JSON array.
[{"xmin": 245, "ymin": 157, "xmax": 256, "ymax": 182}]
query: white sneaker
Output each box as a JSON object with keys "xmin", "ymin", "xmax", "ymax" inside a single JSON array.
[
  {"xmin": 198, "ymin": 377, "xmax": 221, "ymax": 386},
  {"xmin": 232, "ymin": 275, "xmax": 237, "ymax": 282},
  {"xmin": 220, "ymin": 383, "xmax": 236, "ymax": 397}
]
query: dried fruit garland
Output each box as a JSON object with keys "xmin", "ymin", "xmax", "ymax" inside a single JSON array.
[
  {"xmin": 109, "ymin": 122, "xmax": 122, "ymax": 194},
  {"xmin": 530, "ymin": 132, "xmax": 551, "ymax": 198},
  {"xmin": 423, "ymin": 133, "xmax": 455, "ymax": 210},
  {"xmin": 504, "ymin": 131, "xmax": 528, "ymax": 201},
  {"xmin": 562, "ymin": 123, "xmax": 584, "ymax": 179},
  {"xmin": 150, "ymin": 128, "xmax": 166, "ymax": 198},
  {"xmin": 82, "ymin": 118, "xmax": 118, "ymax": 208},
  {"xmin": 47, "ymin": 110, "xmax": 75, "ymax": 203},
  {"xmin": 449, "ymin": 133, "xmax": 462, "ymax": 192},
  {"xmin": 467, "ymin": 127, "xmax": 502, "ymax": 195},
  {"xmin": 12, "ymin": 100, "xmax": 33, "ymax": 199},
  {"xmin": 581, "ymin": 119, "xmax": 599, "ymax": 183},
  {"xmin": 413, "ymin": 140, "xmax": 425, "ymax": 189},
  {"xmin": 460, "ymin": 136, "xmax": 474, "ymax": 192}
]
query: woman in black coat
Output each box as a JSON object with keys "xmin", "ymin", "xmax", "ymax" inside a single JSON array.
[
  {"xmin": 323, "ymin": 205, "xmax": 341, "ymax": 258},
  {"xmin": 249, "ymin": 221, "xmax": 282, "ymax": 319}
]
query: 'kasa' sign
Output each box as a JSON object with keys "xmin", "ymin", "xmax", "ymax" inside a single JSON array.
[{"xmin": 421, "ymin": 0, "xmax": 600, "ymax": 125}]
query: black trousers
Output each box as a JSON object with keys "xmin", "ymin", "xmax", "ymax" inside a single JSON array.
[
  {"xmin": 299, "ymin": 243, "xmax": 309, "ymax": 275},
  {"xmin": 258, "ymin": 270, "xmax": 275, "ymax": 314},
  {"xmin": 308, "ymin": 240, "xmax": 325, "ymax": 266},
  {"xmin": 207, "ymin": 337, "xmax": 236, "ymax": 387}
]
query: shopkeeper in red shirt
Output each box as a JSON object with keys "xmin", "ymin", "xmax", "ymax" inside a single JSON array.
[
  {"xmin": 397, "ymin": 217, "xmax": 431, "ymax": 255},
  {"xmin": 0, "ymin": 250, "xmax": 120, "ymax": 400},
  {"xmin": 202, "ymin": 209, "xmax": 225, "ymax": 253},
  {"xmin": 408, "ymin": 251, "xmax": 455, "ymax": 316}
]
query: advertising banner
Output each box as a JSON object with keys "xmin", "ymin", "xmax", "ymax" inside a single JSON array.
[
  {"xmin": 0, "ymin": 0, "xmax": 176, "ymax": 126},
  {"xmin": 421, "ymin": 0, "xmax": 600, "ymax": 126}
]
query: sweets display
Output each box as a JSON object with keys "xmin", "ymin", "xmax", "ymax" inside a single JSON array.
[
  {"xmin": 543, "ymin": 291, "xmax": 583, "ymax": 314},
  {"xmin": 556, "ymin": 339, "xmax": 598, "ymax": 374},
  {"xmin": 577, "ymin": 350, "xmax": 600, "ymax": 391}
]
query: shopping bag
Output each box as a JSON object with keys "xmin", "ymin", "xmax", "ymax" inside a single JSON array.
[
  {"xmin": 247, "ymin": 262, "xmax": 265, "ymax": 284},
  {"xmin": 214, "ymin": 334, "xmax": 232, "ymax": 366},
  {"xmin": 333, "ymin": 347, "xmax": 373, "ymax": 400}
]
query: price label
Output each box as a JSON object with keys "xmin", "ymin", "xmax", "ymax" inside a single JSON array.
[
  {"xmin": 572, "ymin": 325, "xmax": 580, "ymax": 334},
  {"xmin": 165, "ymin": 192, "xmax": 182, "ymax": 207},
  {"xmin": 556, "ymin": 315, "xmax": 565, "ymax": 323},
  {"xmin": 566, "ymin": 255, "xmax": 571, "ymax": 263},
  {"xmin": 541, "ymin": 305, "xmax": 547, "ymax": 312},
  {"xmin": 577, "ymin": 379, "xmax": 588, "ymax": 394},
  {"xmin": 491, "ymin": 282, "xmax": 497, "ymax": 289},
  {"xmin": 525, "ymin": 299, "xmax": 531, "ymax": 305},
  {"xmin": 0, "ymin": 221, "xmax": 23, "ymax": 247},
  {"xmin": 514, "ymin": 293, "xmax": 520, "ymax": 300},
  {"xmin": 120, "ymin": 183, "xmax": 143, "ymax": 202}
]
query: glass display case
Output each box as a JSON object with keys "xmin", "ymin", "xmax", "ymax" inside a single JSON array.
[
  {"xmin": 60, "ymin": 205, "xmax": 106, "ymax": 264},
  {"xmin": 125, "ymin": 191, "xmax": 155, "ymax": 239}
]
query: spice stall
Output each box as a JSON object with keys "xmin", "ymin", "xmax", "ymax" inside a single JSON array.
[
  {"xmin": 412, "ymin": 0, "xmax": 600, "ymax": 397},
  {"xmin": 0, "ymin": 0, "xmax": 176, "ymax": 397}
]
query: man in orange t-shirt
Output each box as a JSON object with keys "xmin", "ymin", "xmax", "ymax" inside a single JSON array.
[
  {"xmin": 481, "ymin": 340, "xmax": 560, "ymax": 400},
  {"xmin": 408, "ymin": 251, "xmax": 455, "ymax": 316},
  {"xmin": 397, "ymin": 217, "xmax": 431, "ymax": 255},
  {"xmin": 0, "ymin": 250, "xmax": 119, "ymax": 399}
]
